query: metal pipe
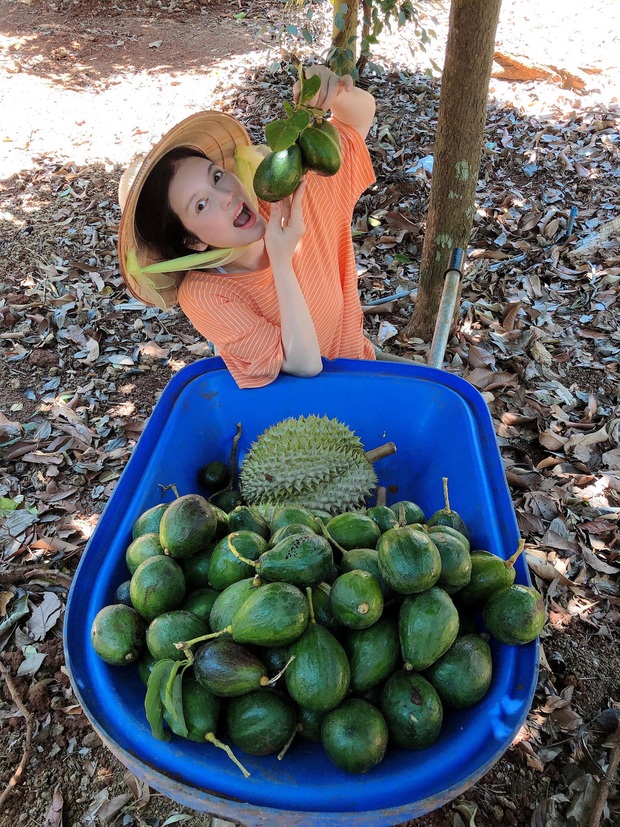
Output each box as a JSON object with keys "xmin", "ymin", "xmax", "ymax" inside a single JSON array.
[{"xmin": 427, "ymin": 248, "xmax": 464, "ymax": 369}]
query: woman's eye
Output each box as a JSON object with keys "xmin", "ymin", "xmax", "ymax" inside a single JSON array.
[
  {"xmin": 197, "ymin": 200, "xmax": 207, "ymax": 212},
  {"xmin": 213, "ymin": 170, "xmax": 223, "ymax": 184}
]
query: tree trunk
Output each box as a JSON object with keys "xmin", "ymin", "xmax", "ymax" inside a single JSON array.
[
  {"xmin": 331, "ymin": 0, "xmax": 359, "ymax": 76},
  {"xmin": 401, "ymin": 0, "xmax": 502, "ymax": 345},
  {"xmin": 356, "ymin": 0, "xmax": 372, "ymax": 75}
]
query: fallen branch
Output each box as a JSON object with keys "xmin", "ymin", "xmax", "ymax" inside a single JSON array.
[
  {"xmin": 0, "ymin": 566, "xmax": 73, "ymax": 590},
  {"xmin": 492, "ymin": 51, "xmax": 587, "ymax": 91},
  {"xmin": 0, "ymin": 660, "xmax": 34, "ymax": 808},
  {"xmin": 587, "ymin": 721, "xmax": 620, "ymax": 827},
  {"xmin": 567, "ymin": 215, "xmax": 620, "ymax": 260}
]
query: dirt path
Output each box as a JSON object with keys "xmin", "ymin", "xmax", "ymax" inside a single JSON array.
[{"xmin": 2, "ymin": 0, "xmax": 620, "ymax": 178}]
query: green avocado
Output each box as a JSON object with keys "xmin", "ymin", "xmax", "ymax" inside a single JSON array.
[
  {"xmin": 399, "ymin": 587, "xmax": 460, "ymax": 671},
  {"xmin": 193, "ymin": 637, "xmax": 269, "ymax": 697},
  {"xmin": 483, "ymin": 584, "xmax": 546, "ymax": 645},
  {"xmin": 91, "ymin": 604, "xmax": 145, "ymax": 666},
  {"xmin": 253, "ymin": 145, "xmax": 303, "ymax": 202},
  {"xmin": 298, "ymin": 121, "xmax": 342, "ymax": 176},
  {"xmin": 380, "ymin": 670, "xmax": 443, "ymax": 749},
  {"xmin": 231, "ymin": 581, "xmax": 309, "ymax": 647},
  {"xmin": 285, "ymin": 622, "xmax": 350, "ymax": 712},
  {"xmin": 321, "ymin": 699, "xmax": 388, "ymax": 774},
  {"xmin": 425, "ymin": 633, "xmax": 493, "ymax": 708},
  {"xmin": 159, "ymin": 494, "xmax": 217, "ymax": 559},
  {"xmin": 325, "ymin": 512, "xmax": 381, "ymax": 551},
  {"xmin": 146, "ymin": 609, "xmax": 207, "ymax": 661},
  {"xmin": 226, "ymin": 687, "xmax": 297, "ymax": 756}
]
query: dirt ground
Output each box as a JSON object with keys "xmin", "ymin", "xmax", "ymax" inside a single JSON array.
[{"xmin": 0, "ymin": 0, "xmax": 619, "ymax": 825}]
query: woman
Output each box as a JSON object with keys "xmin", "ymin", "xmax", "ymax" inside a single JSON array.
[{"xmin": 118, "ymin": 65, "xmax": 377, "ymax": 388}]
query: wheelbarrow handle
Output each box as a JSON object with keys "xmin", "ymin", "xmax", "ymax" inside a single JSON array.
[{"xmin": 427, "ymin": 247, "xmax": 464, "ymax": 369}]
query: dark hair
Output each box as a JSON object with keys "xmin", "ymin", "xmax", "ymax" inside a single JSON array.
[{"xmin": 135, "ymin": 147, "xmax": 208, "ymax": 259}]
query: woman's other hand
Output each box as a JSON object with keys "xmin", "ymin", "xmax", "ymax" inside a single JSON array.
[{"xmin": 264, "ymin": 178, "xmax": 307, "ymax": 266}]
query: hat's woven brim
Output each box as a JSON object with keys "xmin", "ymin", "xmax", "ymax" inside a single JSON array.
[{"xmin": 117, "ymin": 111, "xmax": 251, "ymax": 309}]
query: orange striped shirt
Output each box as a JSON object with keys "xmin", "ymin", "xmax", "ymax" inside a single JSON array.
[{"xmin": 178, "ymin": 119, "xmax": 376, "ymax": 388}]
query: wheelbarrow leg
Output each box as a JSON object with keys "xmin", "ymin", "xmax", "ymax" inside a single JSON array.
[{"xmin": 427, "ymin": 248, "xmax": 464, "ymax": 369}]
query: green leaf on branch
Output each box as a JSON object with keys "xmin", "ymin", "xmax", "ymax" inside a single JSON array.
[
  {"xmin": 299, "ymin": 74, "xmax": 321, "ymax": 103},
  {"xmin": 290, "ymin": 110, "xmax": 311, "ymax": 131},
  {"xmin": 265, "ymin": 119, "xmax": 301, "ymax": 152}
]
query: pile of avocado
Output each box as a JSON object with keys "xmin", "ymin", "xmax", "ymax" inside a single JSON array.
[{"xmin": 90, "ymin": 474, "xmax": 546, "ymax": 777}]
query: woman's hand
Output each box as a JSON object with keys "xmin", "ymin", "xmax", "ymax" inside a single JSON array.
[
  {"xmin": 293, "ymin": 65, "xmax": 354, "ymax": 114},
  {"xmin": 264, "ymin": 178, "xmax": 307, "ymax": 266},
  {"xmin": 292, "ymin": 64, "xmax": 375, "ymax": 139}
]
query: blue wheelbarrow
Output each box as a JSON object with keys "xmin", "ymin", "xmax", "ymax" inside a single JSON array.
[{"xmin": 64, "ymin": 252, "xmax": 538, "ymax": 826}]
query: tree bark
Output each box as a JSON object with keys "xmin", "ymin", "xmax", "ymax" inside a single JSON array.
[
  {"xmin": 401, "ymin": 0, "xmax": 502, "ymax": 345},
  {"xmin": 331, "ymin": 0, "xmax": 359, "ymax": 76}
]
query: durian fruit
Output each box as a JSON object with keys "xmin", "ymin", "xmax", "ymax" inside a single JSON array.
[{"xmin": 239, "ymin": 415, "xmax": 378, "ymax": 515}]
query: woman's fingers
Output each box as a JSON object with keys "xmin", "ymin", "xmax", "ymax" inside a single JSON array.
[{"xmin": 292, "ymin": 66, "xmax": 352, "ymax": 111}]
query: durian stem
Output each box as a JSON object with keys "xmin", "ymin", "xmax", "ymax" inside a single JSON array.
[
  {"xmin": 175, "ymin": 627, "xmax": 231, "ymax": 660},
  {"xmin": 306, "ymin": 587, "xmax": 317, "ymax": 623},
  {"xmin": 364, "ymin": 442, "xmax": 397, "ymax": 464},
  {"xmin": 505, "ymin": 539, "xmax": 525, "ymax": 569},
  {"xmin": 159, "ymin": 483, "xmax": 180, "ymax": 499},
  {"xmin": 442, "ymin": 476, "xmax": 452, "ymax": 513},
  {"xmin": 228, "ymin": 422, "xmax": 242, "ymax": 491},
  {"xmin": 268, "ymin": 655, "xmax": 296, "ymax": 685},
  {"xmin": 277, "ymin": 723, "xmax": 302, "ymax": 761},
  {"xmin": 205, "ymin": 732, "xmax": 250, "ymax": 778},
  {"xmin": 376, "ymin": 486, "xmax": 387, "ymax": 507}
]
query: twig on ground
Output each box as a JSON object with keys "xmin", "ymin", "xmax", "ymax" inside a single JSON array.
[
  {"xmin": 587, "ymin": 721, "xmax": 620, "ymax": 827},
  {"xmin": 0, "ymin": 566, "xmax": 73, "ymax": 590},
  {"xmin": 0, "ymin": 660, "xmax": 34, "ymax": 808}
]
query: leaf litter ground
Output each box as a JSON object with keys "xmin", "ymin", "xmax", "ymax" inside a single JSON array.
[{"xmin": 0, "ymin": 0, "xmax": 619, "ymax": 825}]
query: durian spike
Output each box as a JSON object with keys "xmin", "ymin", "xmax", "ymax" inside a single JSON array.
[{"xmin": 364, "ymin": 442, "xmax": 397, "ymax": 464}]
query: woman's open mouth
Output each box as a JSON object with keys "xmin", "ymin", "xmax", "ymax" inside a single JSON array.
[{"xmin": 233, "ymin": 203, "xmax": 255, "ymax": 229}]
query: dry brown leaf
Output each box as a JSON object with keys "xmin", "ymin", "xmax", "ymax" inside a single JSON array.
[{"xmin": 43, "ymin": 784, "xmax": 64, "ymax": 827}]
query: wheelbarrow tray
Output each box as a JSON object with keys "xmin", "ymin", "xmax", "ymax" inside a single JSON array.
[{"xmin": 64, "ymin": 357, "xmax": 538, "ymax": 827}]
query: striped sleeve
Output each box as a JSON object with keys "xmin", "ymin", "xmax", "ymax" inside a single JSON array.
[
  {"xmin": 178, "ymin": 278, "xmax": 283, "ymax": 389},
  {"xmin": 330, "ymin": 118, "xmax": 376, "ymax": 206}
]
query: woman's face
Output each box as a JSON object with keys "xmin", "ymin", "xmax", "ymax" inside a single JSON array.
[{"xmin": 167, "ymin": 155, "xmax": 267, "ymax": 250}]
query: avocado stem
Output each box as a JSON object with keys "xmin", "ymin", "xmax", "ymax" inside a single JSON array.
[
  {"xmin": 306, "ymin": 587, "xmax": 317, "ymax": 624},
  {"xmin": 277, "ymin": 723, "xmax": 302, "ymax": 761},
  {"xmin": 505, "ymin": 539, "xmax": 525, "ymax": 569},
  {"xmin": 226, "ymin": 538, "xmax": 256, "ymax": 568},
  {"xmin": 376, "ymin": 486, "xmax": 387, "ymax": 507},
  {"xmin": 364, "ymin": 442, "xmax": 397, "ymax": 464},
  {"xmin": 205, "ymin": 732, "xmax": 250, "ymax": 778},
  {"xmin": 320, "ymin": 523, "xmax": 347, "ymax": 555},
  {"xmin": 159, "ymin": 483, "xmax": 180, "ymax": 500},
  {"xmin": 267, "ymin": 655, "xmax": 296, "ymax": 686},
  {"xmin": 228, "ymin": 422, "xmax": 242, "ymax": 491},
  {"xmin": 175, "ymin": 627, "xmax": 231, "ymax": 660},
  {"xmin": 442, "ymin": 476, "xmax": 452, "ymax": 513}
]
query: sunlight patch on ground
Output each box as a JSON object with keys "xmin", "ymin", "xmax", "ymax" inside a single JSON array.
[{"xmin": 0, "ymin": 50, "xmax": 268, "ymax": 177}]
